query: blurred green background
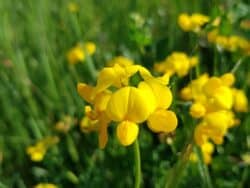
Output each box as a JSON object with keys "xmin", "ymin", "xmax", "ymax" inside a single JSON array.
[{"xmin": 0, "ymin": 0, "xmax": 250, "ymax": 187}]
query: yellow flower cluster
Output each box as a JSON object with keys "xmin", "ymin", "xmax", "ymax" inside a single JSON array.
[
  {"xmin": 154, "ymin": 52, "xmax": 198, "ymax": 77},
  {"xmin": 34, "ymin": 183, "xmax": 57, "ymax": 188},
  {"xmin": 26, "ymin": 136, "xmax": 59, "ymax": 162},
  {"xmin": 180, "ymin": 73, "xmax": 248, "ymax": 164},
  {"xmin": 178, "ymin": 13, "xmax": 210, "ymax": 32},
  {"xmin": 67, "ymin": 42, "xmax": 96, "ymax": 64},
  {"xmin": 207, "ymin": 29, "xmax": 250, "ymax": 53},
  {"xmin": 77, "ymin": 56, "xmax": 177, "ymax": 147}
]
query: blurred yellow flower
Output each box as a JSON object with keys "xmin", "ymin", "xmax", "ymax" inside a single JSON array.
[
  {"xmin": 34, "ymin": 183, "xmax": 57, "ymax": 188},
  {"xmin": 54, "ymin": 115, "xmax": 73, "ymax": 133},
  {"xmin": 26, "ymin": 136, "xmax": 59, "ymax": 162},
  {"xmin": 178, "ymin": 13, "xmax": 209, "ymax": 32},
  {"xmin": 68, "ymin": 2, "xmax": 79, "ymax": 13},
  {"xmin": 154, "ymin": 52, "xmax": 199, "ymax": 77},
  {"xmin": 242, "ymin": 153, "xmax": 250, "ymax": 165},
  {"xmin": 207, "ymin": 30, "xmax": 250, "ymax": 53},
  {"xmin": 181, "ymin": 72, "xmax": 247, "ymax": 165},
  {"xmin": 67, "ymin": 42, "xmax": 96, "ymax": 64}
]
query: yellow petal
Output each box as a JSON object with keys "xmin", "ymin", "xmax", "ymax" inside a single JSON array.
[
  {"xmin": 189, "ymin": 102, "xmax": 206, "ymax": 118},
  {"xmin": 143, "ymin": 79, "xmax": 173, "ymax": 109},
  {"xmin": 213, "ymin": 86, "xmax": 233, "ymax": 109},
  {"xmin": 180, "ymin": 87, "xmax": 193, "ymax": 100},
  {"xmin": 220, "ymin": 73, "xmax": 235, "ymax": 86},
  {"xmin": 203, "ymin": 77, "xmax": 222, "ymax": 96},
  {"xmin": 204, "ymin": 111, "xmax": 229, "ymax": 133},
  {"xmin": 98, "ymin": 117, "xmax": 109, "ymax": 149},
  {"xmin": 233, "ymin": 89, "xmax": 248, "ymax": 112},
  {"xmin": 106, "ymin": 87, "xmax": 154, "ymax": 123},
  {"xmin": 77, "ymin": 83, "xmax": 94, "ymax": 103},
  {"xmin": 201, "ymin": 142, "xmax": 214, "ymax": 154},
  {"xmin": 94, "ymin": 67, "xmax": 117, "ymax": 94},
  {"xmin": 194, "ymin": 123, "xmax": 208, "ymax": 146},
  {"xmin": 93, "ymin": 91, "xmax": 111, "ymax": 112},
  {"xmin": 147, "ymin": 110, "xmax": 178, "ymax": 133},
  {"xmin": 116, "ymin": 121, "xmax": 139, "ymax": 146},
  {"xmin": 203, "ymin": 152, "xmax": 212, "ymax": 164}
]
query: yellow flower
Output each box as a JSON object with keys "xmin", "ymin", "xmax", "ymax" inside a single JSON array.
[
  {"xmin": 208, "ymin": 31, "xmax": 250, "ymax": 52},
  {"xmin": 67, "ymin": 42, "xmax": 96, "ymax": 64},
  {"xmin": 178, "ymin": 13, "xmax": 209, "ymax": 32},
  {"xmin": 84, "ymin": 42, "xmax": 96, "ymax": 55},
  {"xmin": 191, "ymin": 13, "xmax": 210, "ymax": 27},
  {"xmin": 77, "ymin": 61, "xmax": 176, "ymax": 147},
  {"xmin": 26, "ymin": 136, "xmax": 59, "ymax": 162},
  {"xmin": 54, "ymin": 115, "xmax": 73, "ymax": 133},
  {"xmin": 154, "ymin": 52, "xmax": 199, "ymax": 77},
  {"xmin": 68, "ymin": 2, "xmax": 79, "ymax": 13},
  {"xmin": 26, "ymin": 143, "xmax": 47, "ymax": 162},
  {"xmin": 67, "ymin": 44, "xmax": 85, "ymax": 64},
  {"xmin": 34, "ymin": 183, "xmax": 57, "ymax": 188},
  {"xmin": 178, "ymin": 13, "xmax": 193, "ymax": 31}
]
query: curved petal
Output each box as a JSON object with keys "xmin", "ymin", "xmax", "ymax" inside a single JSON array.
[
  {"xmin": 116, "ymin": 121, "xmax": 139, "ymax": 146},
  {"xmin": 77, "ymin": 83, "xmax": 94, "ymax": 103},
  {"xmin": 147, "ymin": 109, "xmax": 178, "ymax": 133}
]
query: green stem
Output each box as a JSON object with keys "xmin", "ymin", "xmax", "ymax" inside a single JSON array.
[
  {"xmin": 165, "ymin": 118, "xmax": 196, "ymax": 188},
  {"xmin": 134, "ymin": 139, "xmax": 141, "ymax": 188},
  {"xmin": 213, "ymin": 47, "xmax": 218, "ymax": 76},
  {"xmin": 195, "ymin": 146, "xmax": 213, "ymax": 188},
  {"xmin": 165, "ymin": 142, "xmax": 194, "ymax": 188}
]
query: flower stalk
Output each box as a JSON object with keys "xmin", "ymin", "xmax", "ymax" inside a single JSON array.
[{"xmin": 134, "ymin": 139, "xmax": 141, "ymax": 188}]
